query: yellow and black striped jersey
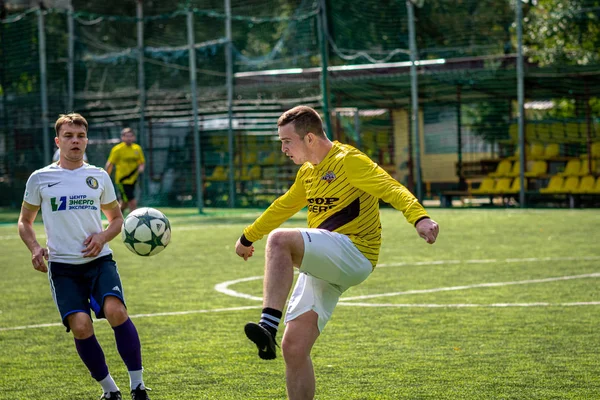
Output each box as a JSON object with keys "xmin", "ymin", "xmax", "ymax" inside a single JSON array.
[
  {"xmin": 243, "ymin": 141, "xmax": 429, "ymax": 267},
  {"xmin": 107, "ymin": 143, "xmax": 145, "ymax": 185}
]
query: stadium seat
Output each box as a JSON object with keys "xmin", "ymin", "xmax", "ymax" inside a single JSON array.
[
  {"xmin": 580, "ymin": 143, "xmax": 600, "ymax": 160},
  {"xmin": 506, "ymin": 161, "xmax": 521, "ymax": 177},
  {"xmin": 557, "ymin": 159, "xmax": 581, "ymax": 176},
  {"xmin": 490, "ymin": 178, "xmax": 512, "ymax": 194},
  {"xmin": 563, "ymin": 176, "xmax": 580, "ymax": 193},
  {"xmin": 505, "ymin": 177, "xmax": 522, "ymax": 194},
  {"xmin": 542, "ymin": 143, "xmax": 560, "ymax": 159},
  {"xmin": 488, "ymin": 160, "xmax": 512, "ymax": 177},
  {"xmin": 593, "ymin": 142, "xmax": 600, "ymax": 158},
  {"xmin": 540, "ymin": 176, "xmax": 565, "ymax": 194},
  {"xmin": 572, "ymin": 175, "xmax": 596, "ymax": 194},
  {"xmin": 524, "ymin": 161, "xmax": 548, "ymax": 178},
  {"xmin": 508, "ymin": 145, "xmax": 530, "ymax": 161},
  {"xmin": 471, "ymin": 178, "xmax": 496, "ymax": 194},
  {"xmin": 530, "ymin": 143, "xmax": 545, "ymax": 160},
  {"xmin": 247, "ymin": 165, "xmax": 262, "ymax": 180},
  {"xmin": 207, "ymin": 166, "xmax": 228, "ymax": 181},
  {"xmin": 591, "ymin": 177, "xmax": 600, "ymax": 194},
  {"xmin": 578, "ymin": 160, "xmax": 598, "ymax": 176}
]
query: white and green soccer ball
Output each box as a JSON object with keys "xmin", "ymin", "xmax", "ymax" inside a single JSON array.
[{"xmin": 122, "ymin": 207, "xmax": 171, "ymax": 256}]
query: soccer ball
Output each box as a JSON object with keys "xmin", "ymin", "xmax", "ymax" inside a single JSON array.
[{"xmin": 122, "ymin": 207, "xmax": 171, "ymax": 256}]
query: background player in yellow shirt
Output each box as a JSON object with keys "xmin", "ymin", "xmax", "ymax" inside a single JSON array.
[
  {"xmin": 105, "ymin": 128, "xmax": 146, "ymax": 213},
  {"xmin": 235, "ymin": 105, "xmax": 439, "ymax": 400}
]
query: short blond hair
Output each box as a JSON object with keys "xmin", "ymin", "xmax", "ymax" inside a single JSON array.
[{"xmin": 54, "ymin": 113, "xmax": 88, "ymax": 136}]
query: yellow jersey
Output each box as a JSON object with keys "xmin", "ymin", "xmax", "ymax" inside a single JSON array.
[
  {"xmin": 107, "ymin": 143, "xmax": 145, "ymax": 184},
  {"xmin": 243, "ymin": 141, "xmax": 429, "ymax": 267}
]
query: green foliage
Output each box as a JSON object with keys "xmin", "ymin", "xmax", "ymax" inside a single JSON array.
[{"xmin": 524, "ymin": 0, "xmax": 600, "ymax": 66}]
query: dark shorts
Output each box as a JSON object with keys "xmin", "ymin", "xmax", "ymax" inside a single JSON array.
[
  {"xmin": 117, "ymin": 183, "xmax": 136, "ymax": 202},
  {"xmin": 48, "ymin": 254, "xmax": 125, "ymax": 331}
]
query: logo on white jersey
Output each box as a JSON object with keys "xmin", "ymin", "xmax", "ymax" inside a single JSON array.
[
  {"xmin": 321, "ymin": 171, "xmax": 336, "ymax": 183},
  {"xmin": 86, "ymin": 176, "xmax": 99, "ymax": 189}
]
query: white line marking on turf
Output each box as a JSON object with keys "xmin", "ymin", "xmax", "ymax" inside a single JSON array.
[
  {"xmin": 342, "ymin": 272, "xmax": 600, "ymax": 301},
  {"xmin": 377, "ymin": 255, "xmax": 600, "ymax": 267},
  {"xmin": 337, "ymin": 302, "xmax": 600, "ymax": 308},
  {"xmin": 215, "ymin": 272, "xmax": 600, "ymax": 303},
  {"xmin": 214, "ymin": 277, "xmax": 264, "ymax": 301},
  {"xmin": 0, "ymin": 305, "xmax": 261, "ymax": 332}
]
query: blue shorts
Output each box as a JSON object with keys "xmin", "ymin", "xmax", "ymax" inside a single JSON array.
[{"xmin": 48, "ymin": 254, "xmax": 125, "ymax": 332}]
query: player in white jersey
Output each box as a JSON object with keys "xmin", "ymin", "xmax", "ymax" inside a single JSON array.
[{"xmin": 18, "ymin": 114, "xmax": 151, "ymax": 400}]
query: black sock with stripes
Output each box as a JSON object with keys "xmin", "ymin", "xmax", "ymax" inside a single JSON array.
[{"xmin": 259, "ymin": 307, "xmax": 283, "ymax": 338}]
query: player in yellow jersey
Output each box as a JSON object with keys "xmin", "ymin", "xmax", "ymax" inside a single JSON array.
[
  {"xmin": 235, "ymin": 105, "xmax": 439, "ymax": 400},
  {"xmin": 105, "ymin": 128, "xmax": 145, "ymax": 213}
]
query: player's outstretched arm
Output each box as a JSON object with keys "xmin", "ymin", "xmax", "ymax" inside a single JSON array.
[
  {"xmin": 18, "ymin": 204, "xmax": 48, "ymax": 273},
  {"xmin": 235, "ymin": 237, "xmax": 255, "ymax": 261},
  {"xmin": 415, "ymin": 218, "xmax": 439, "ymax": 244}
]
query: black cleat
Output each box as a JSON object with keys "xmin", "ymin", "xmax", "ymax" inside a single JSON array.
[
  {"xmin": 244, "ymin": 322, "xmax": 278, "ymax": 360},
  {"xmin": 100, "ymin": 392, "xmax": 122, "ymax": 400},
  {"xmin": 130, "ymin": 384, "xmax": 151, "ymax": 400}
]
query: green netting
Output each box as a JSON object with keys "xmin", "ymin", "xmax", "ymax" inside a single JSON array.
[{"xmin": 1, "ymin": 0, "xmax": 599, "ymax": 208}]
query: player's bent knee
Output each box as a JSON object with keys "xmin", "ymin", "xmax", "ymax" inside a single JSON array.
[
  {"xmin": 102, "ymin": 296, "xmax": 128, "ymax": 325},
  {"xmin": 67, "ymin": 312, "xmax": 93, "ymax": 338}
]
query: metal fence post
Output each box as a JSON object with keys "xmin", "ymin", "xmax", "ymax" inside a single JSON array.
[
  {"xmin": 407, "ymin": 0, "xmax": 422, "ymax": 201},
  {"xmin": 187, "ymin": 8, "xmax": 204, "ymax": 213},
  {"xmin": 516, "ymin": 0, "xmax": 526, "ymax": 207},
  {"xmin": 67, "ymin": 2, "xmax": 74, "ymax": 112},
  {"xmin": 317, "ymin": 0, "xmax": 333, "ymax": 139},
  {"xmin": 225, "ymin": 0, "xmax": 235, "ymax": 208},
  {"xmin": 136, "ymin": 0, "xmax": 147, "ymax": 201},
  {"xmin": 37, "ymin": 7, "xmax": 50, "ymax": 166}
]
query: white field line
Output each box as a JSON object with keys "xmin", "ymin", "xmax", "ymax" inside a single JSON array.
[
  {"xmin": 215, "ymin": 272, "xmax": 600, "ymax": 302},
  {"xmin": 342, "ymin": 272, "xmax": 600, "ymax": 301},
  {"xmin": 377, "ymin": 255, "xmax": 600, "ymax": 268},
  {"xmin": 0, "ymin": 305, "xmax": 261, "ymax": 332},
  {"xmin": 337, "ymin": 301, "xmax": 600, "ymax": 308},
  {"xmin": 3, "ymin": 257, "xmax": 599, "ymax": 332}
]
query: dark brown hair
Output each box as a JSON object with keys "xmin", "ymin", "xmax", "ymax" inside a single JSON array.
[
  {"xmin": 54, "ymin": 113, "xmax": 88, "ymax": 136},
  {"xmin": 277, "ymin": 105, "xmax": 325, "ymax": 139}
]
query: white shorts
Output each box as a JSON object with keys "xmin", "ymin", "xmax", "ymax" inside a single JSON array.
[{"xmin": 285, "ymin": 229, "xmax": 372, "ymax": 332}]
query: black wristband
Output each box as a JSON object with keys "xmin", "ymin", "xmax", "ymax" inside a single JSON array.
[
  {"xmin": 414, "ymin": 216, "xmax": 430, "ymax": 227},
  {"xmin": 240, "ymin": 234, "xmax": 253, "ymax": 247}
]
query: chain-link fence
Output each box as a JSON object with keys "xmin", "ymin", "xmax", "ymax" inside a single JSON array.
[{"xmin": 1, "ymin": 0, "xmax": 599, "ymax": 208}]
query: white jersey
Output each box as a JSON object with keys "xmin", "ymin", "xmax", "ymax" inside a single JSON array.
[{"xmin": 23, "ymin": 163, "xmax": 117, "ymax": 264}]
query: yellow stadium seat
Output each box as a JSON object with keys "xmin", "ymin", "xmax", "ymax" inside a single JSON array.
[
  {"xmin": 581, "ymin": 142, "xmax": 600, "ymax": 160},
  {"xmin": 565, "ymin": 122, "xmax": 581, "ymax": 140},
  {"xmin": 508, "ymin": 123, "xmax": 518, "ymax": 142},
  {"xmin": 243, "ymin": 152, "xmax": 258, "ymax": 164},
  {"xmin": 573, "ymin": 175, "xmax": 596, "ymax": 194},
  {"xmin": 591, "ymin": 177, "xmax": 600, "ymax": 194},
  {"xmin": 557, "ymin": 159, "xmax": 581, "ymax": 176},
  {"xmin": 506, "ymin": 161, "xmax": 521, "ymax": 177},
  {"xmin": 563, "ymin": 176, "xmax": 580, "ymax": 193},
  {"xmin": 207, "ymin": 166, "xmax": 228, "ymax": 181},
  {"xmin": 540, "ymin": 176, "xmax": 564, "ymax": 194},
  {"xmin": 542, "ymin": 143, "xmax": 560, "ymax": 159},
  {"xmin": 508, "ymin": 144, "xmax": 530, "ymax": 161},
  {"xmin": 471, "ymin": 178, "xmax": 496, "ymax": 194},
  {"xmin": 247, "ymin": 165, "xmax": 262, "ymax": 180},
  {"xmin": 578, "ymin": 160, "xmax": 597, "ymax": 176},
  {"xmin": 505, "ymin": 178, "xmax": 522, "ymax": 194},
  {"xmin": 530, "ymin": 143, "xmax": 545, "ymax": 159},
  {"xmin": 524, "ymin": 161, "xmax": 548, "ymax": 178},
  {"xmin": 490, "ymin": 178, "xmax": 512, "ymax": 194},
  {"xmin": 489, "ymin": 160, "xmax": 512, "ymax": 177}
]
